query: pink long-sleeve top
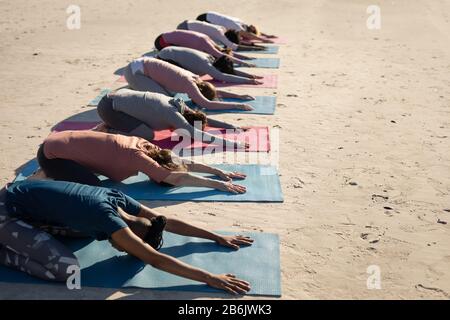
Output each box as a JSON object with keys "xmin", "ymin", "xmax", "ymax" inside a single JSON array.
[
  {"xmin": 43, "ymin": 130, "xmax": 171, "ymax": 183},
  {"xmin": 161, "ymin": 30, "xmax": 224, "ymax": 59},
  {"xmin": 131, "ymin": 57, "xmax": 231, "ymax": 110}
]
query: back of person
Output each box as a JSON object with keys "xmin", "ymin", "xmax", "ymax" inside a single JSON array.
[
  {"xmin": 162, "ymin": 30, "xmax": 214, "ymax": 54},
  {"xmin": 137, "ymin": 57, "xmax": 197, "ymax": 94},
  {"xmin": 157, "ymin": 47, "xmax": 213, "ymax": 76},
  {"xmin": 44, "ymin": 130, "xmax": 142, "ymax": 181},
  {"xmin": 5, "ymin": 180, "xmax": 141, "ymax": 241},
  {"xmin": 203, "ymin": 11, "xmax": 245, "ymax": 31},
  {"xmin": 110, "ymin": 88, "xmax": 181, "ymax": 130}
]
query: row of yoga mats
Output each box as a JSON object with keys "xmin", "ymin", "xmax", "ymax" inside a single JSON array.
[
  {"xmin": 0, "ymin": 41, "xmax": 284, "ymax": 296},
  {"xmin": 14, "ymin": 160, "xmax": 284, "ymax": 202},
  {"xmin": 0, "ymin": 231, "xmax": 281, "ymax": 296}
]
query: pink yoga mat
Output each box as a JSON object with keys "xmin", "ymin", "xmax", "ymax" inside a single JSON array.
[
  {"xmin": 152, "ymin": 126, "xmax": 270, "ymax": 152},
  {"xmin": 250, "ymin": 36, "xmax": 287, "ymax": 45},
  {"xmin": 116, "ymin": 74, "xmax": 278, "ymax": 89},
  {"xmin": 52, "ymin": 122, "xmax": 269, "ymax": 152},
  {"xmin": 53, "ymin": 121, "xmax": 99, "ymax": 132}
]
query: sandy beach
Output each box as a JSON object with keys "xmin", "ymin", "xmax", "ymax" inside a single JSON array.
[{"xmin": 0, "ymin": 0, "xmax": 449, "ymax": 299}]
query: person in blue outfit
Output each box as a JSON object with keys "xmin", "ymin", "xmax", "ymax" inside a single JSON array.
[{"xmin": 0, "ymin": 180, "xmax": 254, "ymax": 294}]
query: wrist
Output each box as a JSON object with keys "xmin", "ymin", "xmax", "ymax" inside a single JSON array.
[{"xmin": 203, "ymin": 272, "xmax": 215, "ymax": 284}]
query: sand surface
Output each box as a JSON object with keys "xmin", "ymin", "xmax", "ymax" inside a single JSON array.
[{"xmin": 0, "ymin": 0, "xmax": 449, "ymax": 299}]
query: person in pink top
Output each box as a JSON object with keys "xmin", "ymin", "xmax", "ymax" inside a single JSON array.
[
  {"xmin": 123, "ymin": 57, "xmax": 257, "ymax": 111},
  {"xmin": 37, "ymin": 130, "xmax": 248, "ymax": 194},
  {"xmin": 154, "ymin": 30, "xmax": 254, "ymax": 66}
]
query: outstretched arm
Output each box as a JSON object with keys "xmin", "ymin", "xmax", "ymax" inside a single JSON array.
[
  {"xmin": 111, "ymin": 228, "xmax": 251, "ymax": 294},
  {"xmin": 240, "ymin": 31, "xmax": 274, "ymax": 43},
  {"xmin": 188, "ymin": 82, "xmax": 253, "ymax": 110},
  {"xmin": 206, "ymin": 117, "xmax": 239, "ymax": 129},
  {"xmin": 216, "ymin": 89, "xmax": 256, "ymax": 101},
  {"xmin": 207, "ymin": 64, "xmax": 256, "ymax": 84},
  {"xmin": 162, "ymin": 171, "xmax": 247, "ymax": 194}
]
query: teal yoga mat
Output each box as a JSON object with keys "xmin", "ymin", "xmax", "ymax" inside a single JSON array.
[
  {"xmin": 14, "ymin": 161, "xmax": 284, "ymax": 203},
  {"xmin": 175, "ymin": 94, "xmax": 276, "ymax": 115},
  {"xmin": 238, "ymin": 45, "xmax": 279, "ymax": 55},
  {"xmin": 0, "ymin": 232, "xmax": 281, "ymax": 296},
  {"xmin": 236, "ymin": 58, "xmax": 280, "ymax": 69}
]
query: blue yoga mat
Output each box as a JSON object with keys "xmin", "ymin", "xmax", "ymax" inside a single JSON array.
[
  {"xmin": 14, "ymin": 161, "xmax": 284, "ymax": 203},
  {"xmin": 236, "ymin": 58, "xmax": 280, "ymax": 69},
  {"xmin": 0, "ymin": 231, "xmax": 281, "ymax": 296},
  {"xmin": 239, "ymin": 45, "xmax": 279, "ymax": 55},
  {"xmin": 175, "ymin": 94, "xmax": 276, "ymax": 115},
  {"xmin": 87, "ymin": 88, "xmax": 112, "ymax": 106}
]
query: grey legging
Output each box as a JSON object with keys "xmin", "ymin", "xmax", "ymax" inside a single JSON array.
[
  {"xmin": 97, "ymin": 94, "xmax": 155, "ymax": 140},
  {"xmin": 123, "ymin": 64, "xmax": 171, "ymax": 95},
  {"xmin": 0, "ymin": 187, "xmax": 80, "ymax": 282}
]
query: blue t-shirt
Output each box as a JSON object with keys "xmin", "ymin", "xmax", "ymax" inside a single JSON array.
[{"xmin": 5, "ymin": 180, "xmax": 142, "ymax": 240}]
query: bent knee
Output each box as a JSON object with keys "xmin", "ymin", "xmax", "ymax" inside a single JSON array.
[{"xmin": 49, "ymin": 255, "xmax": 80, "ymax": 282}]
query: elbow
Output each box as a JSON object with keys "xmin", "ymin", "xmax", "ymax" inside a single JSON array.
[{"xmin": 146, "ymin": 253, "xmax": 165, "ymax": 269}]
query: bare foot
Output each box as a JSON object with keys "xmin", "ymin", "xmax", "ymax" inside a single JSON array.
[{"xmin": 92, "ymin": 122, "xmax": 109, "ymax": 132}]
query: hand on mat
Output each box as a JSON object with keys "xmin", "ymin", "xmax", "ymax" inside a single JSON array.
[
  {"xmin": 215, "ymin": 181, "xmax": 246, "ymax": 194},
  {"xmin": 252, "ymin": 75, "xmax": 264, "ymax": 79},
  {"xmin": 262, "ymin": 39, "xmax": 275, "ymax": 43},
  {"xmin": 237, "ymin": 104, "xmax": 254, "ymax": 111},
  {"xmin": 207, "ymin": 274, "xmax": 251, "ymax": 295},
  {"xmin": 251, "ymin": 79, "xmax": 264, "ymax": 85},
  {"xmin": 239, "ymin": 94, "xmax": 256, "ymax": 100},
  {"xmin": 233, "ymin": 141, "xmax": 250, "ymax": 150},
  {"xmin": 217, "ymin": 235, "xmax": 254, "ymax": 250},
  {"xmin": 216, "ymin": 170, "xmax": 247, "ymax": 181}
]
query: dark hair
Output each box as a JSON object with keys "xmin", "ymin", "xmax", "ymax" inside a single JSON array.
[
  {"xmin": 154, "ymin": 34, "xmax": 164, "ymax": 50},
  {"xmin": 246, "ymin": 24, "xmax": 260, "ymax": 35},
  {"xmin": 225, "ymin": 30, "xmax": 240, "ymax": 44},
  {"xmin": 196, "ymin": 81, "xmax": 217, "ymax": 101},
  {"xmin": 220, "ymin": 47, "xmax": 233, "ymax": 55},
  {"xmin": 143, "ymin": 216, "xmax": 167, "ymax": 250},
  {"xmin": 213, "ymin": 55, "xmax": 235, "ymax": 75},
  {"xmin": 196, "ymin": 13, "xmax": 208, "ymax": 21},
  {"xmin": 183, "ymin": 109, "xmax": 207, "ymax": 130},
  {"xmin": 146, "ymin": 148, "xmax": 187, "ymax": 172}
]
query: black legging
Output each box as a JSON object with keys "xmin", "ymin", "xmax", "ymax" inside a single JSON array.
[
  {"xmin": 196, "ymin": 13, "xmax": 207, "ymax": 22},
  {"xmin": 37, "ymin": 144, "xmax": 101, "ymax": 186}
]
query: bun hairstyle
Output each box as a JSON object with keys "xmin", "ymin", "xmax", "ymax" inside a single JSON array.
[
  {"xmin": 146, "ymin": 148, "xmax": 187, "ymax": 172},
  {"xmin": 144, "ymin": 216, "xmax": 167, "ymax": 250},
  {"xmin": 213, "ymin": 55, "xmax": 235, "ymax": 75},
  {"xmin": 183, "ymin": 109, "xmax": 207, "ymax": 130},
  {"xmin": 196, "ymin": 81, "xmax": 217, "ymax": 101},
  {"xmin": 225, "ymin": 30, "xmax": 240, "ymax": 44}
]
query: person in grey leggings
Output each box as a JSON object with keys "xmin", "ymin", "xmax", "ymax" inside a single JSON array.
[
  {"xmin": 0, "ymin": 185, "xmax": 79, "ymax": 282},
  {"xmin": 97, "ymin": 88, "xmax": 248, "ymax": 148},
  {"xmin": 157, "ymin": 47, "xmax": 262, "ymax": 84}
]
